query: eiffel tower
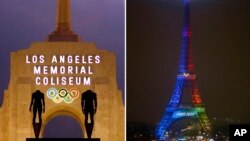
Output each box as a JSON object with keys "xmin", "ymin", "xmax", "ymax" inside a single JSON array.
[{"xmin": 155, "ymin": 0, "xmax": 211, "ymax": 140}]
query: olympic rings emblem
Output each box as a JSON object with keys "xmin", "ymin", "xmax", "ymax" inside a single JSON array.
[
  {"xmin": 59, "ymin": 89, "xmax": 68, "ymax": 98},
  {"xmin": 46, "ymin": 88, "xmax": 80, "ymax": 104}
]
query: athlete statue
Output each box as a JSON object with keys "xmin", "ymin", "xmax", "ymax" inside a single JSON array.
[
  {"xmin": 29, "ymin": 90, "xmax": 45, "ymax": 138},
  {"xmin": 81, "ymin": 90, "xmax": 97, "ymax": 139},
  {"xmin": 29, "ymin": 90, "xmax": 45, "ymax": 124}
]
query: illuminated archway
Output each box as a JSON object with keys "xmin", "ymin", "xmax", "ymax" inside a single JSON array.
[
  {"xmin": 43, "ymin": 115, "xmax": 83, "ymax": 138},
  {"xmin": 41, "ymin": 106, "xmax": 85, "ymax": 138},
  {"xmin": 0, "ymin": 38, "xmax": 124, "ymax": 141}
]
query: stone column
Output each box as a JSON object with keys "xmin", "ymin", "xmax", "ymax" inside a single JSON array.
[
  {"xmin": 57, "ymin": 0, "xmax": 71, "ymax": 32},
  {"xmin": 48, "ymin": 0, "xmax": 79, "ymax": 42}
]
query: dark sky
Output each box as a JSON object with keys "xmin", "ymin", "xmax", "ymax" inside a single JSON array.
[
  {"xmin": 0, "ymin": 0, "xmax": 124, "ymax": 137},
  {"xmin": 0, "ymin": 0, "xmax": 124, "ymax": 103},
  {"xmin": 127, "ymin": 0, "xmax": 250, "ymax": 124}
]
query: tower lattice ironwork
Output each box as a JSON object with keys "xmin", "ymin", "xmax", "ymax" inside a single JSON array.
[{"xmin": 155, "ymin": 0, "xmax": 211, "ymax": 140}]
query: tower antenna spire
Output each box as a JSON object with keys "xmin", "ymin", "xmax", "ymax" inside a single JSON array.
[
  {"xmin": 48, "ymin": 0, "xmax": 79, "ymax": 42},
  {"xmin": 179, "ymin": 0, "xmax": 194, "ymax": 74}
]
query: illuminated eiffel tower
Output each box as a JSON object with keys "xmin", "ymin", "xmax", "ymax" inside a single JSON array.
[{"xmin": 155, "ymin": 0, "xmax": 211, "ymax": 140}]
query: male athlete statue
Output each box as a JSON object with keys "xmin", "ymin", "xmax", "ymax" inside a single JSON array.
[
  {"xmin": 81, "ymin": 90, "xmax": 97, "ymax": 139},
  {"xmin": 29, "ymin": 90, "xmax": 45, "ymax": 124}
]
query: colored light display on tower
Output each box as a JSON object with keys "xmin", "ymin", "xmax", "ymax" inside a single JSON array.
[{"xmin": 155, "ymin": 0, "xmax": 211, "ymax": 140}]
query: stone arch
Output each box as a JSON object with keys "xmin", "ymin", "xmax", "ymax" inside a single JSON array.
[
  {"xmin": 40, "ymin": 105, "xmax": 85, "ymax": 138},
  {"xmin": 0, "ymin": 42, "xmax": 125, "ymax": 141}
]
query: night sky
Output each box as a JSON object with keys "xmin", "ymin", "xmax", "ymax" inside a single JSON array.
[
  {"xmin": 0, "ymin": 0, "xmax": 124, "ymax": 137},
  {"xmin": 0, "ymin": 0, "xmax": 124, "ymax": 104},
  {"xmin": 127, "ymin": 0, "xmax": 250, "ymax": 124}
]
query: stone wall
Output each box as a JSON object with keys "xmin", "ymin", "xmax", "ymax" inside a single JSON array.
[{"xmin": 0, "ymin": 42, "xmax": 124, "ymax": 141}]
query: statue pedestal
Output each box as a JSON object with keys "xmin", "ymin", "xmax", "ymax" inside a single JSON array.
[{"xmin": 26, "ymin": 138, "xmax": 101, "ymax": 141}]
